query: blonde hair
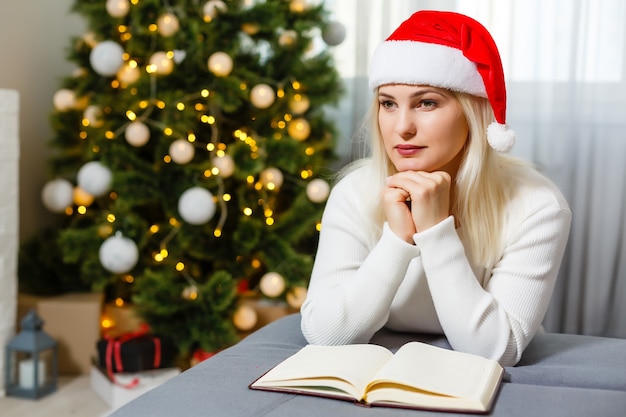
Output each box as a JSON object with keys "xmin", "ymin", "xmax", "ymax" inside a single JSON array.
[{"xmin": 343, "ymin": 91, "xmax": 538, "ymax": 267}]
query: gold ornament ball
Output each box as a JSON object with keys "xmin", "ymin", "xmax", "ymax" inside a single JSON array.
[
  {"xmin": 157, "ymin": 13, "xmax": 180, "ymax": 37},
  {"xmin": 278, "ymin": 30, "xmax": 298, "ymax": 47},
  {"xmin": 169, "ymin": 139, "xmax": 195, "ymax": 164},
  {"xmin": 233, "ymin": 305, "xmax": 257, "ymax": 331},
  {"xmin": 149, "ymin": 51, "xmax": 174, "ymax": 75},
  {"xmin": 306, "ymin": 178, "xmax": 330, "ymax": 203},
  {"xmin": 288, "ymin": 94, "xmax": 310, "ymax": 114},
  {"xmin": 259, "ymin": 272, "xmax": 286, "ymax": 298},
  {"xmin": 212, "ymin": 154, "xmax": 235, "ymax": 178},
  {"xmin": 260, "ymin": 167, "xmax": 284, "ymax": 190},
  {"xmin": 287, "ymin": 117, "xmax": 311, "ymax": 141},
  {"xmin": 250, "ymin": 83, "xmax": 275, "ymax": 109},
  {"xmin": 73, "ymin": 186, "xmax": 95, "ymax": 207},
  {"xmin": 117, "ymin": 63, "xmax": 141, "ymax": 84},
  {"xmin": 208, "ymin": 51, "xmax": 233, "ymax": 77},
  {"xmin": 289, "ymin": 0, "xmax": 308, "ymax": 13},
  {"xmin": 106, "ymin": 0, "xmax": 130, "ymax": 18},
  {"xmin": 286, "ymin": 286, "xmax": 307, "ymax": 309}
]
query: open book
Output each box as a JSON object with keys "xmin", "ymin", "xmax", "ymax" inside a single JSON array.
[{"xmin": 250, "ymin": 342, "xmax": 503, "ymax": 413}]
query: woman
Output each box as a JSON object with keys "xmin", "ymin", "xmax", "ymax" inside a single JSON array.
[{"xmin": 300, "ymin": 10, "xmax": 571, "ymax": 366}]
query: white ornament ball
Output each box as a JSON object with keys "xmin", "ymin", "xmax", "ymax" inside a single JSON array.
[
  {"xmin": 250, "ymin": 84, "xmax": 275, "ymax": 109},
  {"xmin": 212, "ymin": 154, "xmax": 235, "ymax": 178},
  {"xmin": 287, "ymin": 117, "xmax": 311, "ymax": 141},
  {"xmin": 149, "ymin": 51, "xmax": 174, "ymax": 75},
  {"xmin": 53, "ymin": 89, "xmax": 77, "ymax": 112},
  {"xmin": 278, "ymin": 30, "xmax": 298, "ymax": 48},
  {"xmin": 173, "ymin": 50, "xmax": 187, "ymax": 64},
  {"xmin": 83, "ymin": 105, "xmax": 103, "ymax": 127},
  {"xmin": 117, "ymin": 63, "xmax": 141, "ymax": 84},
  {"xmin": 77, "ymin": 161, "xmax": 113, "ymax": 197},
  {"xmin": 203, "ymin": 0, "xmax": 227, "ymax": 20},
  {"xmin": 169, "ymin": 139, "xmax": 195, "ymax": 164},
  {"xmin": 99, "ymin": 232, "xmax": 139, "ymax": 274},
  {"xmin": 233, "ymin": 304, "xmax": 257, "ymax": 331},
  {"xmin": 286, "ymin": 286, "xmax": 307, "ymax": 309},
  {"xmin": 178, "ymin": 187, "xmax": 216, "ymax": 225},
  {"xmin": 322, "ymin": 21, "xmax": 346, "ymax": 46},
  {"xmin": 288, "ymin": 94, "xmax": 310, "ymax": 114},
  {"xmin": 259, "ymin": 272, "xmax": 286, "ymax": 298},
  {"xmin": 306, "ymin": 178, "xmax": 330, "ymax": 203},
  {"xmin": 90, "ymin": 40, "xmax": 125, "ymax": 77},
  {"xmin": 157, "ymin": 13, "xmax": 180, "ymax": 37},
  {"xmin": 41, "ymin": 179, "xmax": 74, "ymax": 213},
  {"xmin": 125, "ymin": 121, "xmax": 150, "ymax": 147},
  {"xmin": 106, "ymin": 0, "xmax": 130, "ymax": 18},
  {"xmin": 208, "ymin": 51, "xmax": 233, "ymax": 77},
  {"xmin": 260, "ymin": 167, "xmax": 283, "ymax": 190}
]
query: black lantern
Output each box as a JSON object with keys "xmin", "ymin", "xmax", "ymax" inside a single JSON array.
[{"xmin": 4, "ymin": 309, "xmax": 58, "ymax": 399}]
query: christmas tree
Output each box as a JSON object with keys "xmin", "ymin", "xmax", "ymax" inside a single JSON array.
[{"xmin": 22, "ymin": 0, "xmax": 344, "ymax": 357}]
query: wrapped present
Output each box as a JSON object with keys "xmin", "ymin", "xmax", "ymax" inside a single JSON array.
[{"xmin": 97, "ymin": 324, "xmax": 177, "ymax": 382}]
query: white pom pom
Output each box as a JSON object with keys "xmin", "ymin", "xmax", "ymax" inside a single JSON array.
[{"xmin": 487, "ymin": 122, "xmax": 516, "ymax": 153}]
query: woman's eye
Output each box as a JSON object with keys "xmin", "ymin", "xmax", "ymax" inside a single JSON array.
[
  {"xmin": 419, "ymin": 99, "xmax": 437, "ymax": 108},
  {"xmin": 379, "ymin": 100, "xmax": 395, "ymax": 109}
]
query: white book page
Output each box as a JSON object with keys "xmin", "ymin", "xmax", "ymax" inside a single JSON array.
[
  {"xmin": 366, "ymin": 342, "xmax": 499, "ymax": 400},
  {"xmin": 253, "ymin": 344, "xmax": 393, "ymax": 398}
]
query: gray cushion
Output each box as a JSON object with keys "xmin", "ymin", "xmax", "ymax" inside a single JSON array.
[{"xmin": 109, "ymin": 314, "xmax": 626, "ymax": 417}]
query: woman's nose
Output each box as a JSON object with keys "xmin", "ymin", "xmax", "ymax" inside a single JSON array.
[{"xmin": 395, "ymin": 109, "xmax": 416, "ymax": 139}]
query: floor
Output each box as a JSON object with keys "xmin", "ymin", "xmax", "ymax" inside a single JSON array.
[{"xmin": 1, "ymin": 375, "xmax": 113, "ymax": 417}]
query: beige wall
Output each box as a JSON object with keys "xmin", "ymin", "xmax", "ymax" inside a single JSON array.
[{"xmin": 0, "ymin": 0, "xmax": 86, "ymax": 242}]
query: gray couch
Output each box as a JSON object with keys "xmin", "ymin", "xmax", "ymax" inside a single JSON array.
[{"xmin": 110, "ymin": 314, "xmax": 626, "ymax": 416}]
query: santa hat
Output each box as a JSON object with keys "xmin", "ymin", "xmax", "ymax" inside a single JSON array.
[{"xmin": 369, "ymin": 10, "xmax": 515, "ymax": 153}]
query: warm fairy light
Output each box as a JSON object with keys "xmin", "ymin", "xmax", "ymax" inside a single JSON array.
[
  {"xmin": 223, "ymin": 193, "xmax": 231, "ymax": 201},
  {"xmin": 154, "ymin": 252, "xmax": 164, "ymax": 262},
  {"xmin": 246, "ymin": 176, "xmax": 254, "ymax": 184},
  {"xmin": 160, "ymin": 249, "xmax": 169, "ymax": 258},
  {"xmin": 166, "ymin": 50, "xmax": 175, "ymax": 59},
  {"xmin": 177, "ymin": 102, "xmax": 185, "ymax": 111},
  {"xmin": 207, "ymin": 143, "xmax": 215, "ymax": 151},
  {"xmin": 300, "ymin": 170, "xmax": 309, "ymax": 179},
  {"xmin": 277, "ymin": 121, "xmax": 286, "ymax": 129},
  {"xmin": 115, "ymin": 298, "xmax": 124, "ymax": 307},
  {"xmin": 169, "ymin": 218, "xmax": 178, "ymax": 226},
  {"xmin": 316, "ymin": 221, "xmax": 322, "ymax": 232},
  {"xmin": 139, "ymin": 100, "xmax": 149, "ymax": 109},
  {"xmin": 126, "ymin": 110, "xmax": 137, "ymax": 120},
  {"xmin": 277, "ymin": 88, "xmax": 285, "ymax": 98},
  {"xmin": 266, "ymin": 218, "xmax": 274, "ymax": 226},
  {"xmin": 77, "ymin": 206, "xmax": 87, "ymax": 215},
  {"xmin": 251, "ymin": 259, "xmax": 261, "ymax": 268},
  {"xmin": 107, "ymin": 214, "xmax": 116, "ymax": 223},
  {"xmin": 305, "ymin": 147, "xmax": 315, "ymax": 155},
  {"xmin": 201, "ymin": 115, "xmax": 215, "ymax": 124},
  {"xmin": 123, "ymin": 274, "xmax": 134, "ymax": 283},
  {"xmin": 157, "ymin": 100, "xmax": 166, "ymax": 109},
  {"xmin": 214, "ymin": 229, "xmax": 222, "ymax": 237},
  {"xmin": 101, "ymin": 318, "xmax": 114, "ymax": 329},
  {"xmin": 149, "ymin": 24, "xmax": 157, "ymax": 32},
  {"xmin": 188, "ymin": 133, "xmax": 196, "ymax": 142},
  {"xmin": 164, "ymin": 127, "xmax": 173, "ymax": 136},
  {"xmin": 240, "ymin": 83, "xmax": 247, "ymax": 91},
  {"xmin": 203, "ymin": 170, "xmax": 212, "ymax": 177},
  {"xmin": 292, "ymin": 81, "xmax": 301, "ymax": 90},
  {"xmin": 81, "ymin": 119, "xmax": 90, "ymax": 127},
  {"xmin": 164, "ymin": 155, "xmax": 172, "ymax": 163},
  {"xmin": 120, "ymin": 33, "xmax": 131, "ymax": 41},
  {"xmin": 176, "ymin": 262, "xmax": 185, "ymax": 271},
  {"xmin": 118, "ymin": 25, "xmax": 128, "ymax": 33},
  {"xmin": 264, "ymin": 208, "xmax": 273, "ymax": 217},
  {"xmin": 254, "ymin": 183, "xmax": 263, "ymax": 191},
  {"xmin": 201, "ymin": 89, "xmax": 210, "ymax": 97},
  {"xmin": 111, "ymin": 80, "xmax": 120, "ymax": 88},
  {"xmin": 129, "ymin": 60, "xmax": 138, "ymax": 68},
  {"xmin": 284, "ymin": 114, "xmax": 293, "ymax": 122},
  {"xmin": 211, "ymin": 167, "xmax": 219, "ymax": 175},
  {"xmin": 65, "ymin": 207, "xmax": 73, "ymax": 215},
  {"xmin": 216, "ymin": 149, "xmax": 225, "ymax": 157},
  {"xmin": 194, "ymin": 103, "xmax": 204, "ymax": 111},
  {"xmin": 80, "ymin": 132, "xmax": 87, "ymax": 139},
  {"xmin": 105, "ymin": 131, "xmax": 115, "ymax": 139},
  {"xmin": 243, "ymin": 207, "xmax": 253, "ymax": 216},
  {"xmin": 150, "ymin": 225, "xmax": 159, "ymax": 234}
]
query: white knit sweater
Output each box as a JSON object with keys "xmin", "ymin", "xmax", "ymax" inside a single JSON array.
[{"xmin": 300, "ymin": 163, "xmax": 571, "ymax": 366}]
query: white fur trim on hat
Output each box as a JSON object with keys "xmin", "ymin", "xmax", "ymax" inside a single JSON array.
[{"xmin": 368, "ymin": 41, "xmax": 487, "ymax": 97}]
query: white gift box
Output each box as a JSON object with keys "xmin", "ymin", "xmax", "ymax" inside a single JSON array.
[{"xmin": 90, "ymin": 364, "xmax": 180, "ymax": 411}]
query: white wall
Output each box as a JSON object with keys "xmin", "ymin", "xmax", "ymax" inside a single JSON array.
[{"xmin": 0, "ymin": 0, "xmax": 85, "ymax": 242}]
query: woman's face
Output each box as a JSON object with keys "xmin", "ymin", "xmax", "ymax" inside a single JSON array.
[{"xmin": 378, "ymin": 84, "xmax": 469, "ymax": 175}]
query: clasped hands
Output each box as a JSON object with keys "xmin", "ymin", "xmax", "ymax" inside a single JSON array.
[{"xmin": 384, "ymin": 171, "xmax": 451, "ymax": 244}]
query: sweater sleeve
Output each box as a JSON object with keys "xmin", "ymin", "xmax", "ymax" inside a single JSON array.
[
  {"xmin": 416, "ymin": 200, "xmax": 571, "ymax": 366},
  {"xmin": 300, "ymin": 173, "xmax": 420, "ymax": 345}
]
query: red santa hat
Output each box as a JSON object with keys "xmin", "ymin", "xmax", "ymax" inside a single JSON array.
[{"xmin": 369, "ymin": 10, "xmax": 515, "ymax": 153}]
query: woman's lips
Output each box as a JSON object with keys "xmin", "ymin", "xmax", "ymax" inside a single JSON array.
[{"xmin": 395, "ymin": 144, "xmax": 425, "ymax": 156}]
